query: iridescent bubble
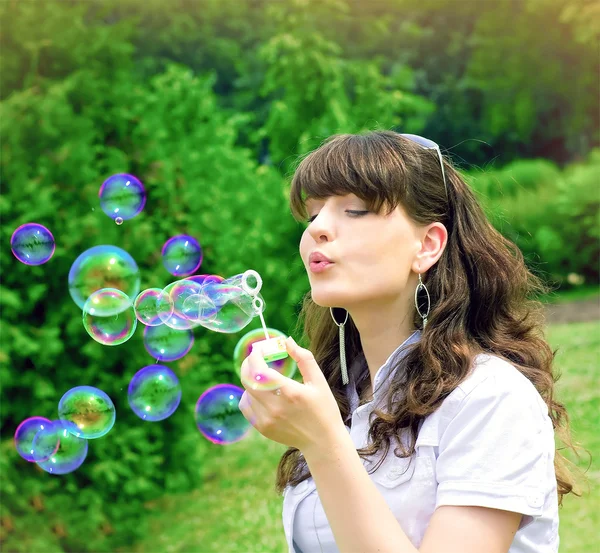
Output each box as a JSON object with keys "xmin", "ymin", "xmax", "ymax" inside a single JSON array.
[
  {"xmin": 181, "ymin": 292, "xmax": 218, "ymax": 324},
  {"xmin": 194, "ymin": 384, "xmax": 252, "ymax": 445},
  {"xmin": 134, "ymin": 288, "xmax": 173, "ymax": 326},
  {"xmin": 178, "ymin": 275, "xmax": 224, "ymax": 324},
  {"xmin": 99, "ymin": 173, "xmax": 146, "ymax": 221},
  {"xmin": 58, "ymin": 386, "xmax": 116, "ymax": 439},
  {"xmin": 234, "ymin": 328, "xmax": 297, "ymax": 392},
  {"xmin": 10, "ymin": 223, "xmax": 55, "ymax": 265},
  {"xmin": 155, "ymin": 280, "xmax": 203, "ymax": 330},
  {"xmin": 14, "ymin": 416, "xmax": 59, "ymax": 462},
  {"xmin": 161, "ymin": 235, "xmax": 203, "ymax": 277},
  {"xmin": 128, "ymin": 365, "xmax": 182, "ymax": 421},
  {"xmin": 192, "ymin": 278, "xmax": 263, "ymax": 334},
  {"xmin": 36, "ymin": 420, "xmax": 89, "ymax": 475},
  {"xmin": 143, "ymin": 324, "xmax": 194, "ymax": 362},
  {"xmin": 187, "ymin": 274, "xmax": 224, "ymax": 286},
  {"xmin": 31, "ymin": 421, "xmax": 63, "ymax": 462},
  {"xmin": 83, "ymin": 288, "xmax": 137, "ymax": 346},
  {"xmin": 68, "ymin": 245, "xmax": 140, "ymax": 310}
]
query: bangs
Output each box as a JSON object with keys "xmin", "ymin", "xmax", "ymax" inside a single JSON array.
[{"xmin": 289, "ymin": 133, "xmax": 409, "ymax": 221}]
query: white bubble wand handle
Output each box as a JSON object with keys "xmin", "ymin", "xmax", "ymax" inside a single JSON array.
[{"xmin": 241, "ymin": 269, "xmax": 287, "ymax": 362}]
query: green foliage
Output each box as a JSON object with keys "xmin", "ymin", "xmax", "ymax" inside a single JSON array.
[{"xmin": 466, "ymin": 150, "xmax": 600, "ymax": 286}]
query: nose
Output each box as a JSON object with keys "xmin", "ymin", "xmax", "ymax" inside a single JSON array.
[{"xmin": 307, "ymin": 210, "xmax": 334, "ymax": 243}]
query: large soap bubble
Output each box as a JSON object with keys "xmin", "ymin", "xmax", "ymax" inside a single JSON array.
[
  {"xmin": 10, "ymin": 223, "xmax": 55, "ymax": 265},
  {"xmin": 58, "ymin": 386, "xmax": 116, "ymax": 439},
  {"xmin": 99, "ymin": 173, "xmax": 146, "ymax": 222},
  {"xmin": 68, "ymin": 245, "xmax": 140, "ymax": 310},
  {"xmin": 194, "ymin": 384, "xmax": 252, "ymax": 445},
  {"xmin": 83, "ymin": 288, "xmax": 137, "ymax": 346}
]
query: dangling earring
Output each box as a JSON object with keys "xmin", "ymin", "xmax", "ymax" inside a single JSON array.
[
  {"xmin": 415, "ymin": 272, "xmax": 431, "ymax": 329},
  {"xmin": 330, "ymin": 307, "xmax": 349, "ymax": 385}
]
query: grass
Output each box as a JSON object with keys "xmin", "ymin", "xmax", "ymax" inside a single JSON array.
[
  {"xmin": 119, "ymin": 319, "xmax": 600, "ymax": 553},
  {"xmin": 539, "ymin": 285, "xmax": 600, "ymax": 305}
]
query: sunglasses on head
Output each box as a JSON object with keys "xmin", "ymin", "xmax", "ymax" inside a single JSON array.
[{"xmin": 400, "ymin": 133, "xmax": 448, "ymax": 201}]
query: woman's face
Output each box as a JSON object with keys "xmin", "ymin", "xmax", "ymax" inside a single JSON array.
[{"xmin": 299, "ymin": 193, "xmax": 424, "ymax": 309}]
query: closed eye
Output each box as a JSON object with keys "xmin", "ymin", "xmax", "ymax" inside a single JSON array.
[{"xmin": 306, "ymin": 210, "xmax": 369, "ymax": 223}]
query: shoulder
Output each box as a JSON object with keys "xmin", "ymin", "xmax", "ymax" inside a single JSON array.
[{"xmin": 430, "ymin": 353, "xmax": 551, "ymax": 442}]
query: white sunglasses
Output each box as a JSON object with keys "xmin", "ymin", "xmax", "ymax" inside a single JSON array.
[{"xmin": 400, "ymin": 133, "xmax": 448, "ymax": 201}]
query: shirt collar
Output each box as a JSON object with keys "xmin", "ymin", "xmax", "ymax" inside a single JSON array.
[{"xmin": 345, "ymin": 329, "xmax": 422, "ymax": 420}]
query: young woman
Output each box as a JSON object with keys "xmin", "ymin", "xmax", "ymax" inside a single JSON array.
[{"xmin": 238, "ymin": 130, "xmax": 580, "ymax": 553}]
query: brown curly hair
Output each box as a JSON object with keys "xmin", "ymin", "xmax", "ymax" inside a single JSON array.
[{"xmin": 275, "ymin": 129, "xmax": 586, "ymax": 506}]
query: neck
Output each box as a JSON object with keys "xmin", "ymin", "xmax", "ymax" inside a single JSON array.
[{"xmin": 346, "ymin": 293, "xmax": 417, "ymax": 390}]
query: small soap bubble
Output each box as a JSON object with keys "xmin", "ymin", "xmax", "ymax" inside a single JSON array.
[
  {"xmin": 36, "ymin": 420, "xmax": 89, "ymax": 475},
  {"xmin": 134, "ymin": 288, "xmax": 173, "ymax": 326},
  {"xmin": 181, "ymin": 292, "xmax": 218, "ymax": 324},
  {"xmin": 234, "ymin": 328, "xmax": 297, "ymax": 391},
  {"xmin": 143, "ymin": 324, "xmax": 194, "ymax": 362},
  {"xmin": 10, "ymin": 223, "xmax": 55, "ymax": 265},
  {"xmin": 14, "ymin": 417, "xmax": 59, "ymax": 462},
  {"xmin": 68, "ymin": 245, "xmax": 140, "ymax": 310},
  {"xmin": 83, "ymin": 288, "xmax": 137, "ymax": 346},
  {"xmin": 99, "ymin": 173, "xmax": 146, "ymax": 222},
  {"xmin": 58, "ymin": 386, "xmax": 116, "ymax": 439},
  {"xmin": 128, "ymin": 365, "xmax": 182, "ymax": 421},
  {"xmin": 194, "ymin": 384, "xmax": 252, "ymax": 445},
  {"xmin": 161, "ymin": 235, "xmax": 203, "ymax": 277}
]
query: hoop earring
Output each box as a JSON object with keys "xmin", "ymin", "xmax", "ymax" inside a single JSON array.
[
  {"xmin": 415, "ymin": 273, "xmax": 431, "ymax": 329},
  {"xmin": 330, "ymin": 307, "xmax": 349, "ymax": 385}
]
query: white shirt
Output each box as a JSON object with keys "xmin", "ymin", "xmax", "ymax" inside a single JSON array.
[{"xmin": 282, "ymin": 330, "xmax": 559, "ymax": 552}]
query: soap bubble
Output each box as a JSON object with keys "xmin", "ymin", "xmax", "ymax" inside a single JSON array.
[
  {"xmin": 36, "ymin": 420, "xmax": 89, "ymax": 475},
  {"xmin": 161, "ymin": 235, "xmax": 203, "ymax": 277},
  {"xmin": 30, "ymin": 421, "xmax": 63, "ymax": 463},
  {"xmin": 194, "ymin": 384, "xmax": 252, "ymax": 445},
  {"xmin": 99, "ymin": 173, "xmax": 146, "ymax": 222},
  {"xmin": 14, "ymin": 417, "xmax": 59, "ymax": 462},
  {"xmin": 58, "ymin": 386, "xmax": 116, "ymax": 439},
  {"xmin": 10, "ymin": 223, "xmax": 55, "ymax": 265},
  {"xmin": 83, "ymin": 288, "xmax": 137, "ymax": 346},
  {"xmin": 68, "ymin": 245, "xmax": 140, "ymax": 310},
  {"xmin": 178, "ymin": 275, "xmax": 224, "ymax": 324},
  {"xmin": 128, "ymin": 365, "xmax": 182, "ymax": 421},
  {"xmin": 143, "ymin": 324, "xmax": 194, "ymax": 362},
  {"xmin": 181, "ymin": 292, "xmax": 218, "ymax": 324},
  {"xmin": 186, "ymin": 274, "xmax": 224, "ymax": 286},
  {"xmin": 234, "ymin": 328, "xmax": 297, "ymax": 391},
  {"xmin": 155, "ymin": 280, "xmax": 204, "ymax": 330},
  {"xmin": 190, "ymin": 276, "xmax": 264, "ymax": 334},
  {"xmin": 134, "ymin": 288, "xmax": 173, "ymax": 326}
]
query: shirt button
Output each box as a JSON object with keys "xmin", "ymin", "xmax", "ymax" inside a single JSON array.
[{"xmin": 527, "ymin": 493, "xmax": 543, "ymax": 508}]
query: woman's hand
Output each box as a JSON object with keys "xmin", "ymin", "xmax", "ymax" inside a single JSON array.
[{"xmin": 238, "ymin": 336, "xmax": 346, "ymax": 454}]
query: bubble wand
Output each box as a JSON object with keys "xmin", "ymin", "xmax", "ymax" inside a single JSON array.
[{"xmin": 241, "ymin": 270, "xmax": 288, "ymax": 363}]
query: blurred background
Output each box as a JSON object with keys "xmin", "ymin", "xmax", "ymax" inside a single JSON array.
[{"xmin": 0, "ymin": 0, "xmax": 598, "ymax": 552}]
